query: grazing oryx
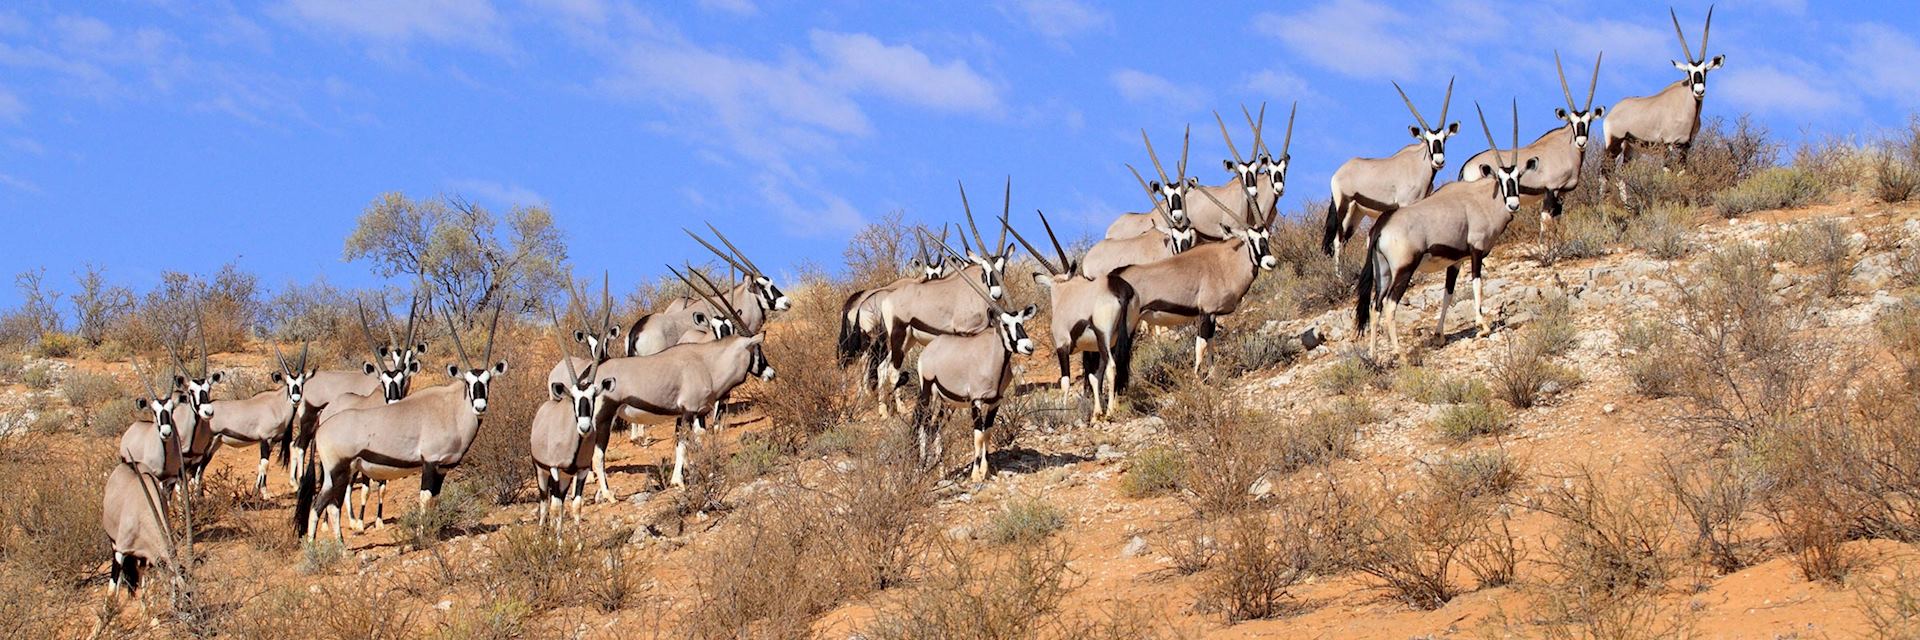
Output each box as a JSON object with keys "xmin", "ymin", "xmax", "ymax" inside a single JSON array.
[
  {"xmin": 1357, "ymin": 101, "xmax": 1539, "ymax": 359},
  {"xmin": 104, "ymin": 361, "xmax": 185, "ymax": 601},
  {"xmin": 292, "ymin": 294, "xmax": 425, "ymax": 480},
  {"xmin": 1325, "ymin": 78, "xmax": 1459, "ymax": 260},
  {"xmin": 1011, "ymin": 211, "xmax": 1135, "ymax": 419},
  {"xmin": 1460, "ymin": 51, "xmax": 1604, "ymax": 234},
  {"xmin": 1082, "ymin": 163, "xmax": 1197, "ymax": 278},
  {"xmin": 1104, "ymin": 127, "xmax": 1198, "ymax": 240},
  {"xmin": 593, "ymin": 266, "xmax": 774, "ymax": 487},
  {"xmin": 198, "ymin": 341, "xmax": 314, "ymax": 499},
  {"xmin": 296, "ymin": 300, "xmax": 507, "ymax": 541},
  {"xmin": 1111, "ymin": 183, "xmax": 1279, "ymax": 374},
  {"xmin": 910, "ymin": 263, "xmax": 1037, "ymax": 483},
  {"xmin": 531, "ymin": 309, "xmax": 617, "ymax": 539},
  {"xmin": 1603, "ymin": 6, "xmax": 1721, "ymax": 172},
  {"xmin": 623, "ymin": 224, "xmax": 791, "ymax": 358},
  {"xmin": 836, "ymin": 228, "xmax": 952, "ymax": 400},
  {"xmin": 872, "ymin": 182, "xmax": 1016, "ymax": 415}
]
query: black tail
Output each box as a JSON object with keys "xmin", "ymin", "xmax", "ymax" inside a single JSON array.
[
  {"xmin": 1108, "ymin": 277, "xmax": 1136, "ymax": 394},
  {"xmin": 1321, "ymin": 197, "xmax": 1342, "ymax": 256},
  {"xmin": 292, "ymin": 450, "xmax": 317, "ymax": 536},
  {"xmin": 1355, "ymin": 225, "xmax": 1383, "ymax": 334},
  {"xmin": 121, "ymin": 556, "xmax": 141, "ymax": 597},
  {"xmin": 835, "ymin": 291, "xmax": 868, "ymax": 369}
]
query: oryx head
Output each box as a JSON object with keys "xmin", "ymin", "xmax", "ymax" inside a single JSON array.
[
  {"xmin": 550, "ymin": 307, "xmax": 615, "ymax": 436},
  {"xmin": 1218, "ymin": 103, "xmax": 1293, "ymax": 203},
  {"xmin": 1553, "ymin": 51, "xmax": 1607, "ymax": 149},
  {"xmin": 1395, "ymin": 78, "xmax": 1459, "ymax": 170},
  {"xmin": 744, "ymin": 334, "xmax": 774, "ymax": 381},
  {"xmin": 269, "ymin": 339, "xmax": 314, "ymax": 406},
  {"xmin": 1475, "ymin": 100, "xmax": 1542, "ymax": 214},
  {"xmin": 688, "ymin": 222, "xmax": 791, "ymax": 314},
  {"xmin": 1669, "ymin": 6, "xmax": 1722, "ymax": 100},
  {"xmin": 358, "ymin": 299, "xmax": 420, "ymax": 404},
  {"xmin": 996, "ymin": 305, "xmax": 1038, "ymax": 356},
  {"xmin": 1140, "ymin": 126, "xmax": 1196, "ymax": 226},
  {"xmin": 134, "ymin": 359, "xmax": 184, "ymax": 440},
  {"xmin": 1253, "ymin": 102, "xmax": 1298, "ymax": 200},
  {"xmin": 956, "ymin": 178, "xmax": 1018, "ymax": 300},
  {"xmin": 910, "ymin": 225, "xmax": 952, "ymax": 281},
  {"xmin": 163, "ymin": 306, "xmax": 222, "ymax": 419},
  {"xmin": 565, "ymin": 272, "xmax": 621, "ymax": 364},
  {"xmin": 676, "ymin": 263, "xmax": 776, "ymax": 383},
  {"xmin": 441, "ymin": 299, "xmax": 507, "ymax": 415}
]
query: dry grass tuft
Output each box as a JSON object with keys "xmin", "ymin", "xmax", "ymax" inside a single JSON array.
[
  {"xmin": 1120, "ymin": 446, "xmax": 1185, "ymax": 499},
  {"xmin": 861, "ymin": 540, "xmax": 1079, "ymax": 640},
  {"xmin": 1533, "ymin": 467, "xmax": 1674, "ymax": 598},
  {"xmin": 1433, "ymin": 399, "xmax": 1508, "ymax": 443}
]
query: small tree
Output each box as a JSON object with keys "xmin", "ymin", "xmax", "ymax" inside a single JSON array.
[
  {"xmin": 71, "ymin": 264, "xmax": 134, "ymax": 346},
  {"xmin": 343, "ymin": 193, "xmax": 567, "ymax": 323}
]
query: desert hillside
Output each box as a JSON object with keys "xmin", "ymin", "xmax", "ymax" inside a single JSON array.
[{"xmin": 4, "ymin": 128, "xmax": 1920, "ymax": 639}]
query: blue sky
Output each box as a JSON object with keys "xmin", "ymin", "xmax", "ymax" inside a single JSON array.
[{"xmin": 1, "ymin": 0, "xmax": 1916, "ymax": 309}]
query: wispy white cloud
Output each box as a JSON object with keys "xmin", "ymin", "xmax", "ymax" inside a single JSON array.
[
  {"xmin": 1719, "ymin": 64, "xmax": 1847, "ymax": 115},
  {"xmin": 810, "ymin": 30, "xmax": 1000, "ymax": 114},
  {"xmin": 0, "ymin": 172, "xmax": 40, "ymax": 194},
  {"xmin": 1256, "ymin": 0, "xmax": 1430, "ymax": 80},
  {"xmin": 998, "ymin": 0, "xmax": 1111, "ymax": 42},
  {"xmin": 0, "ymin": 85, "xmax": 24, "ymax": 123},
  {"xmin": 1110, "ymin": 68, "xmax": 1203, "ymax": 112},
  {"xmin": 447, "ymin": 178, "xmax": 546, "ymax": 208},
  {"xmin": 695, "ymin": 0, "xmax": 758, "ymax": 17},
  {"xmin": 1242, "ymin": 68, "xmax": 1320, "ymax": 106},
  {"xmin": 1844, "ymin": 23, "xmax": 1920, "ymax": 105},
  {"xmin": 274, "ymin": 0, "xmax": 509, "ymax": 57}
]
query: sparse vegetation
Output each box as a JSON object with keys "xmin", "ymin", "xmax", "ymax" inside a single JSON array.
[
  {"xmin": 1774, "ymin": 219, "xmax": 1855, "ymax": 298},
  {"xmin": 1318, "ymin": 354, "xmax": 1385, "ymax": 396},
  {"xmin": 1434, "ymin": 399, "xmax": 1508, "ymax": 442},
  {"xmin": 1121, "ymin": 446, "xmax": 1185, "ymax": 498},
  {"xmin": 1714, "ymin": 167, "xmax": 1828, "ymax": 218},
  {"xmin": 985, "ymin": 494, "xmax": 1066, "ymax": 545}
]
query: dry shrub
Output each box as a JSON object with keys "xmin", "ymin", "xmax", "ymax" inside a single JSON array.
[
  {"xmin": 1662, "ymin": 243, "xmax": 1818, "ymax": 443},
  {"xmin": 1533, "ymin": 468, "xmax": 1674, "ymax": 598},
  {"xmin": 1660, "ymin": 457, "xmax": 1767, "ymax": 575},
  {"xmin": 1317, "ymin": 354, "xmax": 1385, "ymax": 396},
  {"xmin": 60, "ymin": 371, "xmax": 126, "ymax": 434},
  {"xmin": 985, "ymin": 494, "xmax": 1066, "ymax": 545},
  {"xmin": 1275, "ymin": 401, "xmax": 1364, "ymax": 474},
  {"xmin": 1199, "ymin": 513, "xmax": 1306, "ymax": 622},
  {"xmin": 476, "ymin": 525, "xmax": 638, "ymax": 615},
  {"xmin": 1857, "ymin": 567, "xmax": 1920, "ymax": 640},
  {"xmin": 394, "ymin": 481, "xmax": 491, "ymax": 550},
  {"xmin": 299, "ymin": 538, "xmax": 348, "ymax": 575},
  {"xmin": 0, "ymin": 442, "xmax": 109, "ymax": 585},
  {"xmin": 1350, "ymin": 467, "xmax": 1512, "ymax": 609},
  {"xmin": 1160, "ymin": 375, "xmax": 1275, "ymax": 517},
  {"xmin": 1687, "ymin": 114, "xmax": 1781, "ymax": 195},
  {"xmin": 658, "ymin": 434, "xmax": 735, "ymax": 532},
  {"xmin": 1395, "ymin": 367, "xmax": 1489, "ymax": 405},
  {"xmin": 1794, "ymin": 134, "xmax": 1881, "ymax": 193},
  {"xmin": 1614, "ymin": 157, "xmax": 1693, "ymax": 213},
  {"xmin": 0, "ymin": 567, "xmax": 68, "ymax": 640},
  {"xmin": 1267, "ymin": 203, "xmax": 1362, "ymax": 316},
  {"xmin": 1881, "ymin": 301, "xmax": 1920, "ymax": 384},
  {"xmin": 34, "ymin": 331, "xmax": 82, "ymax": 358},
  {"xmin": 1120, "ymin": 446, "xmax": 1185, "ymax": 499},
  {"xmin": 437, "ymin": 600, "xmax": 531, "ymax": 640},
  {"xmin": 1433, "ymin": 399, "xmax": 1508, "ymax": 443},
  {"xmin": 1491, "ymin": 336, "xmax": 1580, "ymax": 410},
  {"xmin": 861, "ymin": 540, "xmax": 1078, "ymax": 640},
  {"xmin": 749, "ymin": 275, "xmax": 858, "ymax": 452},
  {"xmin": 1774, "ymin": 219, "xmax": 1855, "ymax": 298},
  {"xmin": 1431, "ymin": 449, "xmax": 1526, "ymax": 503},
  {"xmin": 229, "ymin": 583, "xmax": 421, "ymax": 640},
  {"xmin": 460, "ymin": 324, "xmax": 547, "ymax": 506},
  {"xmin": 1764, "ymin": 478, "xmax": 1864, "ymax": 583},
  {"xmin": 1540, "ymin": 203, "xmax": 1619, "ymax": 265},
  {"xmin": 19, "ymin": 362, "xmax": 56, "ymax": 390},
  {"xmin": 1624, "ymin": 203, "xmax": 1696, "ymax": 260},
  {"xmin": 1874, "ymin": 153, "xmax": 1920, "ymax": 203},
  {"xmin": 1617, "ymin": 316, "xmax": 1683, "ymax": 398},
  {"xmin": 1713, "ymin": 167, "xmax": 1828, "ymax": 217},
  {"xmin": 1529, "ymin": 589, "xmax": 1700, "ymax": 640}
]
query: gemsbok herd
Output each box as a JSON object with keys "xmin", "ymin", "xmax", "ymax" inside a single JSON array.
[{"xmin": 99, "ymin": 7, "xmax": 1726, "ymax": 602}]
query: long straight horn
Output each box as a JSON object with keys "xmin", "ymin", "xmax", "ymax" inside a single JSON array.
[
  {"xmin": 1141, "ymin": 129, "xmax": 1171, "ymax": 186},
  {"xmin": 998, "ymin": 177, "xmax": 1011, "ymax": 255},
  {"xmin": 1554, "ymin": 50, "xmax": 1578, "ymax": 112},
  {"xmin": 1126, "ymin": 163, "xmax": 1157, "ymax": 207},
  {"xmin": 1587, "ymin": 52, "xmax": 1603, "ymax": 111},
  {"xmin": 1281, "ymin": 101, "xmax": 1296, "ymax": 161},
  {"xmin": 955, "ymin": 260, "xmax": 1009, "ymax": 316},
  {"xmin": 920, "ymin": 227, "xmax": 970, "ymax": 268},
  {"xmin": 378, "ymin": 292, "xmax": 400, "ymax": 351},
  {"xmin": 1699, "ymin": 5, "xmax": 1712, "ymax": 62},
  {"xmin": 703, "ymin": 222, "xmax": 764, "ymax": 276},
  {"xmin": 356, "ymin": 301, "xmax": 389, "ymax": 367},
  {"xmin": 1241, "ymin": 102, "xmax": 1267, "ymax": 157},
  {"xmin": 601, "ymin": 271, "xmax": 613, "ymax": 336},
  {"xmin": 1191, "ymin": 180, "xmax": 1246, "ymax": 228},
  {"xmin": 298, "ymin": 338, "xmax": 310, "ymax": 372},
  {"xmin": 1474, "ymin": 101, "xmax": 1498, "ymax": 161},
  {"xmin": 1214, "ymin": 110, "xmax": 1244, "ymax": 164},
  {"xmin": 403, "ymin": 292, "xmax": 421, "ymax": 351},
  {"xmin": 440, "ymin": 305, "xmax": 472, "ymax": 370},
  {"xmin": 1439, "ymin": 76, "xmax": 1454, "ymax": 126},
  {"xmin": 672, "ymin": 264, "xmax": 748, "ymax": 336},
  {"xmin": 1392, "ymin": 81, "xmax": 1431, "ymax": 131},
  {"xmin": 193, "ymin": 297, "xmax": 209, "ymax": 377},
  {"xmin": 165, "ymin": 341, "xmax": 191, "ymax": 385},
  {"xmin": 958, "ymin": 180, "xmax": 986, "ymax": 255},
  {"xmin": 131, "ymin": 355, "xmax": 163, "ymax": 402},
  {"xmin": 1670, "ymin": 7, "xmax": 1696, "ymax": 64},
  {"xmin": 1036, "ymin": 209, "xmax": 1070, "ymax": 273},
  {"xmin": 272, "ymin": 341, "xmax": 291, "ymax": 377},
  {"xmin": 1178, "ymin": 124, "xmax": 1191, "ymax": 180},
  {"xmin": 480, "ymin": 297, "xmax": 504, "ymax": 366},
  {"xmin": 1001, "ymin": 215, "xmax": 1060, "ymax": 277},
  {"xmin": 548, "ymin": 307, "xmax": 581, "ymax": 386},
  {"xmin": 683, "ymin": 228, "xmax": 751, "ymax": 276}
]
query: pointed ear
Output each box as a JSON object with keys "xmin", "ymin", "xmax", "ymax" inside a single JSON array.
[
  {"xmin": 1221, "ymin": 159, "xmax": 1234, "ymax": 171},
  {"xmin": 363, "ymin": 362, "xmax": 377, "ymax": 375},
  {"xmin": 550, "ymin": 382, "xmax": 567, "ymax": 402},
  {"xmin": 1019, "ymin": 304, "xmax": 1038, "ymax": 320},
  {"xmin": 407, "ymin": 361, "xmax": 421, "ymax": 374},
  {"xmin": 747, "ymin": 334, "xmax": 766, "ymax": 345},
  {"xmin": 1185, "ymin": 177, "xmax": 1199, "ymax": 187},
  {"xmin": 270, "ymin": 372, "xmax": 285, "ymax": 383},
  {"xmin": 209, "ymin": 372, "xmax": 224, "ymax": 383},
  {"xmin": 909, "ymin": 258, "xmax": 923, "ymax": 269},
  {"xmin": 446, "ymin": 364, "xmax": 460, "ymax": 377},
  {"xmin": 1708, "ymin": 55, "xmax": 1724, "ymax": 69},
  {"xmin": 414, "ymin": 343, "xmax": 427, "ymax": 355},
  {"xmin": 1409, "ymin": 125, "xmax": 1422, "ymax": 138},
  {"xmin": 492, "ymin": 361, "xmax": 508, "ymax": 375},
  {"xmin": 173, "ymin": 375, "xmax": 185, "ymax": 388},
  {"xmin": 1672, "ymin": 59, "xmax": 1687, "ymax": 70},
  {"xmin": 1446, "ymin": 122, "xmax": 1460, "ymax": 135},
  {"xmin": 691, "ymin": 311, "xmax": 708, "ymax": 325},
  {"xmin": 1554, "ymin": 108, "xmax": 1569, "ymax": 121},
  {"xmin": 574, "ymin": 330, "xmax": 589, "ymax": 343},
  {"xmin": 377, "ymin": 345, "xmax": 391, "ymax": 358},
  {"xmin": 1030, "ymin": 272, "xmax": 1052, "ymax": 287},
  {"xmin": 1478, "ymin": 164, "xmax": 1495, "ymax": 179},
  {"xmin": 994, "ymin": 256, "xmax": 1006, "ymax": 271},
  {"xmin": 1524, "ymin": 157, "xmax": 1540, "ymax": 171},
  {"xmin": 596, "ymin": 378, "xmax": 615, "ymax": 392},
  {"xmin": 1148, "ymin": 180, "xmax": 1163, "ymax": 192},
  {"xmin": 137, "ymin": 398, "xmax": 151, "ymax": 410},
  {"xmin": 606, "ymin": 326, "xmax": 620, "ymax": 338},
  {"xmin": 1591, "ymin": 105, "xmax": 1605, "ymax": 117}
]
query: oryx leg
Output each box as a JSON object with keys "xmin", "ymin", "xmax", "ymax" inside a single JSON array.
[
  {"xmin": 255, "ymin": 440, "xmax": 273, "ymax": 499},
  {"xmin": 535, "ymin": 465, "xmax": 552, "ymax": 528},
  {"xmin": 1335, "ymin": 204, "xmax": 1362, "ymax": 262},
  {"xmin": 912, "ymin": 381, "xmax": 933, "ymax": 466},
  {"xmin": 1385, "ymin": 258, "xmax": 1422, "ymax": 359},
  {"xmin": 1056, "ymin": 347, "xmax": 1073, "ymax": 397},
  {"xmin": 367, "ymin": 480, "xmax": 389, "ymax": 530},
  {"xmin": 568, "ymin": 471, "xmax": 587, "ymax": 530},
  {"xmin": 670, "ymin": 415, "xmax": 695, "ymax": 488},
  {"xmin": 1470, "ymin": 252, "xmax": 1492, "ymax": 336},
  {"xmin": 1081, "ymin": 349, "xmax": 1105, "ymax": 419},
  {"xmin": 970, "ymin": 403, "xmax": 999, "ymax": 484},
  {"xmin": 1436, "ymin": 265, "xmax": 1459, "ymax": 343},
  {"xmin": 1194, "ymin": 315, "xmax": 1218, "ymax": 375},
  {"xmin": 344, "ymin": 477, "xmax": 362, "ymax": 532},
  {"xmin": 418, "ymin": 464, "xmax": 443, "ymax": 515},
  {"xmin": 318, "ymin": 463, "xmax": 350, "ymax": 542}
]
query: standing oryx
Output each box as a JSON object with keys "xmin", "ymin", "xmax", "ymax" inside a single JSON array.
[
  {"xmin": 592, "ymin": 266, "xmax": 774, "ymax": 488},
  {"xmin": 837, "ymin": 227, "xmax": 952, "ymax": 400},
  {"xmin": 321, "ymin": 300, "xmax": 429, "ymax": 531},
  {"xmin": 196, "ymin": 340, "xmax": 314, "ymax": 499},
  {"xmin": 163, "ymin": 312, "xmax": 224, "ymax": 492},
  {"xmin": 117, "ymin": 358, "xmax": 191, "ymax": 488},
  {"xmin": 1357, "ymin": 100, "xmax": 1539, "ymax": 359},
  {"xmin": 104, "ymin": 363, "xmax": 183, "ymax": 602},
  {"xmin": 871, "ymin": 182, "xmax": 1016, "ymax": 415},
  {"xmin": 531, "ymin": 308, "xmax": 617, "ymax": 539},
  {"xmin": 1080, "ymin": 165, "xmax": 1197, "ymax": 277},
  {"xmin": 1104, "ymin": 127, "xmax": 1199, "ymax": 240},
  {"xmin": 291, "ymin": 293, "xmax": 425, "ymax": 482},
  {"xmin": 296, "ymin": 300, "xmax": 507, "ymax": 541},
  {"xmin": 1325, "ymin": 78, "xmax": 1459, "ymax": 260},
  {"xmin": 1460, "ymin": 51, "xmax": 1605, "ymax": 233},
  {"xmin": 624, "ymin": 224, "xmax": 791, "ymax": 358},
  {"xmin": 545, "ymin": 275, "xmax": 631, "ymax": 504},
  {"xmin": 1603, "ymin": 6, "xmax": 1722, "ymax": 172},
  {"xmin": 1011, "ymin": 210, "xmax": 1135, "ymax": 419},
  {"xmin": 1111, "ymin": 182, "xmax": 1279, "ymax": 374},
  {"xmin": 910, "ymin": 262, "xmax": 1037, "ymax": 483}
]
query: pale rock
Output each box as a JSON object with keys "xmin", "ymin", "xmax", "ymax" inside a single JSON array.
[{"xmin": 1122, "ymin": 536, "xmax": 1150, "ymax": 558}]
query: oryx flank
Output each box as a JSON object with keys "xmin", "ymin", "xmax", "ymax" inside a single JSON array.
[
  {"xmin": 871, "ymin": 181, "xmax": 1016, "ymax": 415},
  {"xmin": 1111, "ymin": 178, "xmax": 1278, "ymax": 374},
  {"xmin": 1325, "ymin": 78, "xmax": 1459, "ymax": 260}
]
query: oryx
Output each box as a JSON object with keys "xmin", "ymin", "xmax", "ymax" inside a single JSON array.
[
  {"xmin": 320, "ymin": 299, "xmax": 429, "ymax": 531},
  {"xmin": 1103, "ymin": 126, "xmax": 1199, "ymax": 240},
  {"xmin": 1010, "ymin": 210, "xmax": 1135, "ymax": 419},
  {"xmin": 117, "ymin": 358, "xmax": 192, "ymax": 487},
  {"xmin": 531, "ymin": 308, "xmax": 617, "ymax": 539},
  {"xmin": 624, "ymin": 224, "xmax": 790, "ymax": 358},
  {"xmin": 1080, "ymin": 164, "xmax": 1198, "ymax": 277},
  {"xmin": 592, "ymin": 265, "xmax": 774, "ymax": 488},
  {"xmin": 1603, "ymin": 6, "xmax": 1722, "ymax": 172},
  {"xmin": 1111, "ymin": 182, "xmax": 1279, "ymax": 374},
  {"xmin": 872, "ymin": 181, "xmax": 1016, "ymax": 415},
  {"xmin": 295, "ymin": 300, "xmax": 507, "ymax": 541},
  {"xmin": 1460, "ymin": 51, "xmax": 1604, "ymax": 234},
  {"xmin": 1357, "ymin": 100, "xmax": 1539, "ymax": 359},
  {"xmin": 1325, "ymin": 78, "xmax": 1459, "ymax": 260},
  {"xmin": 162, "ymin": 310, "xmax": 224, "ymax": 492},
  {"xmin": 836, "ymin": 227, "xmax": 952, "ymax": 400},
  {"xmin": 910, "ymin": 262, "xmax": 1037, "ymax": 483},
  {"xmin": 104, "ymin": 360, "xmax": 186, "ymax": 602},
  {"xmin": 197, "ymin": 340, "xmax": 314, "ymax": 499},
  {"xmin": 544, "ymin": 274, "xmax": 642, "ymax": 503},
  {"xmin": 290, "ymin": 293, "xmax": 425, "ymax": 482}
]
